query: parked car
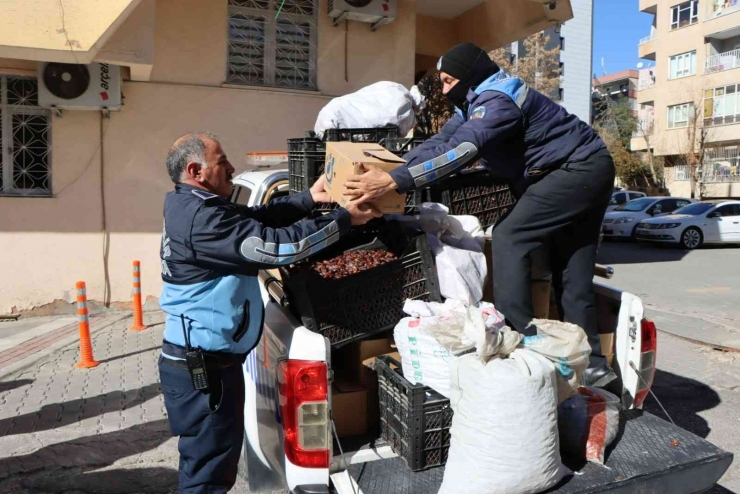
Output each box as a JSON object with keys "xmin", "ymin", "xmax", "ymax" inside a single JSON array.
[
  {"xmin": 606, "ymin": 190, "xmax": 647, "ymax": 212},
  {"xmin": 602, "ymin": 197, "xmax": 694, "ymax": 240},
  {"xmin": 636, "ymin": 201, "xmax": 740, "ymax": 249}
]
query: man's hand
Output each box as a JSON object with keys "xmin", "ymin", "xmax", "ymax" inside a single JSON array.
[
  {"xmin": 344, "ymin": 164, "xmax": 398, "ymax": 203},
  {"xmin": 309, "ymin": 175, "xmax": 333, "ymax": 204},
  {"xmin": 344, "ymin": 198, "xmax": 382, "ymax": 226}
]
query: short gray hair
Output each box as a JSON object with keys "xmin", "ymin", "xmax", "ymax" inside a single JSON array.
[{"xmin": 166, "ymin": 133, "xmax": 217, "ymax": 184}]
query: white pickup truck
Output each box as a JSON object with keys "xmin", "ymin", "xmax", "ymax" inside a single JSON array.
[{"xmin": 231, "ymin": 168, "xmax": 733, "ymax": 494}]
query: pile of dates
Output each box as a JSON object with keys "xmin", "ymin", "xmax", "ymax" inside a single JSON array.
[{"xmin": 312, "ymin": 249, "xmax": 397, "ymax": 279}]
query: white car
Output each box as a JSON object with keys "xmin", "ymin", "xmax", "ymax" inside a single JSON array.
[
  {"xmin": 606, "ymin": 190, "xmax": 647, "ymax": 212},
  {"xmin": 602, "ymin": 197, "xmax": 694, "ymax": 240},
  {"xmin": 635, "ymin": 201, "xmax": 740, "ymax": 249}
]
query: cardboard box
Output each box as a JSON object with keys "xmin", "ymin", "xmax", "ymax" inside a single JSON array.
[
  {"xmin": 339, "ymin": 337, "xmax": 395, "ymax": 385},
  {"xmin": 324, "ymin": 142, "xmax": 407, "ymax": 213},
  {"xmin": 331, "ymin": 380, "xmax": 368, "ymax": 438}
]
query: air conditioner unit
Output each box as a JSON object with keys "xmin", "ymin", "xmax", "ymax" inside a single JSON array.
[
  {"xmin": 328, "ymin": 0, "xmax": 396, "ymax": 29},
  {"xmin": 38, "ymin": 62, "xmax": 122, "ymax": 111}
]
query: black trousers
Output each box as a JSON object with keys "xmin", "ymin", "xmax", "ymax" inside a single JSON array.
[
  {"xmin": 492, "ymin": 149, "xmax": 615, "ymax": 364},
  {"xmin": 159, "ymin": 355, "xmax": 245, "ymax": 493}
]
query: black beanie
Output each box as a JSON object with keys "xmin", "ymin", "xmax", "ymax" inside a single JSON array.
[{"xmin": 437, "ymin": 43, "xmax": 499, "ymax": 83}]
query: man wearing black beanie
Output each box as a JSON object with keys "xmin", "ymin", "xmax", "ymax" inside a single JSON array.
[{"xmin": 346, "ymin": 42, "xmax": 616, "ymax": 384}]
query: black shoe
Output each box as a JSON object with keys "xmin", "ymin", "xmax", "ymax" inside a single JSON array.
[{"xmin": 582, "ymin": 363, "xmax": 617, "ymax": 388}]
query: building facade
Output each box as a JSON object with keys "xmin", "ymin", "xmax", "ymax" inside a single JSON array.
[
  {"xmin": 632, "ymin": 0, "xmax": 740, "ymax": 199},
  {"xmin": 0, "ymin": 0, "xmax": 573, "ymax": 314},
  {"xmin": 593, "ymin": 69, "xmax": 640, "ymax": 119}
]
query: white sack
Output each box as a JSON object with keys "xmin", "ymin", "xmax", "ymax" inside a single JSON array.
[
  {"xmin": 520, "ymin": 319, "xmax": 592, "ymax": 403},
  {"xmin": 429, "ymin": 236, "xmax": 487, "ymax": 305},
  {"xmin": 394, "ymin": 300, "xmax": 506, "ymax": 398},
  {"xmin": 314, "ymin": 81, "xmax": 425, "ymax": 139},
  {"xmin": 439, "ymin": 350, "xmax": 570, "ymax": 494}
]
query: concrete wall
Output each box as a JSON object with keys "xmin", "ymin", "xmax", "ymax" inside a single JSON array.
[
  {"xmin": 0, "ymin": 0, "xmax": 416, "ymax": 314},
  {"xmin": 559, "ymin": 0, "xmax": 594, "ymax": 123}
]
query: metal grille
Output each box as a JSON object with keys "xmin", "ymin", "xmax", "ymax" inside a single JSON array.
[
  {"xmin": 227, "ymin": 0, "xmax": 317, "ymax": 90},
  {"xmin": 703, "ymin": 146, "xmax": 740, "ymax": 183},
  {"xmin": 0, "ymin": 76, "xmax": 51, "ymax": 197}
]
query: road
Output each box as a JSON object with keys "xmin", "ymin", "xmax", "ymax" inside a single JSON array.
[{"xmin": 597, "ymin": 241, "xmax": 740, "ymax": 349}]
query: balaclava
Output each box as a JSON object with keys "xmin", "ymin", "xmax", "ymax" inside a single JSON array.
[{"xmin": 437, "ymin": 43, "xmax": 500, "ymax": 110}]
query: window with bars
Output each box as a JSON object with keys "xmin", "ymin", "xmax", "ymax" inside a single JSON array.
[
  {"xmin": 669, "ymin": 51, "xmax": 697, "ymax": 79},
  {"xmin": 227, "ymin": 0, "xmax": 318, "ymax": 90},
  {"xmin": 667, "ymin": 102, "xmax": 694, "ymax": 129},
  {"xmin": 0, "ymin": 76, "xmax": 51, "ymax": 197},
  {"xmin": 671, "ymin": 0, "xmax": 699, "ymax": 29}
]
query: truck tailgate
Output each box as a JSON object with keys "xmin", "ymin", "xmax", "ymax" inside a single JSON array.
[{"xmin": 342, "ymin": 411, "xmax": 733, "ymax": 494}]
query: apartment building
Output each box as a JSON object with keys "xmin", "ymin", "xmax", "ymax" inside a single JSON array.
[
  {"xmin": 511, "ymin": 0, "xmax": 595, "ymax": 123},
  {"xmin": 632, "ymin": 0, "xmax": 740, "ymax": 199},
  {"xmin": 593, "ymin": 69, "xmax": 640, "ymax": 118}
]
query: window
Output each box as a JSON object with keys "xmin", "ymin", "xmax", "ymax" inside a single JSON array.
[
  {"xmin": 628, "ymin": 192, "xmax": 646, "ymax": 200},
  {"xmin": 704, "ymin": 84, "xmax": 740, "ymax": 126},
  {"xmin": 0, "ymin": 76, "xmax": 51, "ymax": 197},
  {"xmin": 675, "ymin": 164, "xmax": 690, "ymax": 180},
  {"xmin": 671, "ymin": 0, "xmax": 699, "ymax": 29},
  {"xmin": 232, "ymin": 185, "xmax": 252, "ymax": 206},
  {"xmin": 227, "ymin": 0, "xmax": 318, "ymax": 90},
  {"xmin": 713, "ymin": 204, "xmax": 740, "ymax": 217},
  {"xmin": 610, "ymin": 192, "xmax": 627, "ymax": 205},
  {"xmin": 618, "ymin": 197, "xmax": 655, "ymax": 212},
  {"xmin": 668, "ymin": 102, "xmax": 694, "ymax": 129},
  {"xmin": 669, "ymin": 51, "xmax": 697, "ymax": 79},
  {"xmin": 560, "ymin": 36, "xmax": 565, "ymax": 50},
  {"xmin": 558, "ymin": 88, "xmax": 564, "ymax": 101}
]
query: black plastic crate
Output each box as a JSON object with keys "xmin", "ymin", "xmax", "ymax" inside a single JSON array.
[
  {"xmin": 280, "ymin": 221, "xmax": 441, "ymax": 347},
  {"xmin": 429, "ymin": 170, "xmax": 516, "ymax": 230},
  {"xmin": 325, "ymin": 126, "xmax": 399, "ymax": 143},
  {"xmin": 288, "ymin": 136, "xmax": 326, "ymax": 154},
  {"xmin": 288, "ymin": 152, "xmax": 326, "ymax": 195},
  {"xmin": 376, "ymin": 355, "xmax": 453, "ymax": 472},
  {"xmin": 381, "ymin": 136, "xmax": 427, "ymax": 157}
]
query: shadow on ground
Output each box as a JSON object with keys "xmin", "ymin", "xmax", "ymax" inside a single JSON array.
[
  {"xmin": 643, "ymin": 369, "xmax": 721, "ymax": 439},
  {"xmin": 0, "ymin": 379, "xmax": 34, "ymax": 393},
  {"xmin": 0, "ymin": 382, "xmax": 162, "ymax": 437},
  {"xmin": 597, "ymin": 241, "xmax": 690, "ymax": 265},
  {"xmin": 0, "ymin": 419, "xmax": 173, "ymax": 493}
]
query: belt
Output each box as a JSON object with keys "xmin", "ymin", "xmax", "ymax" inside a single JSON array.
[{"xmin": 161, "ymin": 341, "xmax": 247, "ymax": 370}]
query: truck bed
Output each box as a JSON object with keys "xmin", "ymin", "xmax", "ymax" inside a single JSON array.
[{"xmin": 342, "ymin": 411, "xmax": 733, "ymax": 494}]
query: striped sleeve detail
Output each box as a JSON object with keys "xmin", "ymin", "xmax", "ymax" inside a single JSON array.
[
  {"xmin": 238, "ymin": 221, "xmax": 341, "ymax": 266},
  {"xmin": 407, "ymin": 141, "xmax": 479, "ymax": 187}
]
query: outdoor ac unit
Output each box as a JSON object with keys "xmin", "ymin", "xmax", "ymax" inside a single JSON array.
[
  {"xmin": 38, "ymin": 62, "xmax": 122, "ymax": 111},
  {"xmin": 328, "ymin": 0, "xmax": 396, "ymax": 29}
]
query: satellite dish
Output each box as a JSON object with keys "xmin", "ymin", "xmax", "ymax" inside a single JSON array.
[
  {"xmin": 637, "ymin": 62, "xmax": 644, "ymax": 69},
  {"xmin": 42, "ymin": 63, "xmax": 90, "ymax": 100}
]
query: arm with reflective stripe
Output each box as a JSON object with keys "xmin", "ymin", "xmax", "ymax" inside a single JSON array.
[
  {"xmin": 191, "ymin": 205, "xmax": 351, "ymax": 270},
  {"xmin": 239, "ymin": 190, "xmax": 317, "ymax": 228},
  {"xmin": 389, "ymin": 93, "xmax": 523, "ymax": 192}
]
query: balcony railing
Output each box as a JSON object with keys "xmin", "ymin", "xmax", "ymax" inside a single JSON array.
[
  {"xmin": 639, "ymin": 33, "xmax": 656, "ymax": 45},
  {"xmin": 703, "ymin": 146, "xmax": 740, "ymax": 182},
  {"xmin": 705, "ymin": 49, "xmax": 740, "ymax": 73},
  {"xmin": 632, "ymin": 119, "xmax": 655, "ymax": 138}
]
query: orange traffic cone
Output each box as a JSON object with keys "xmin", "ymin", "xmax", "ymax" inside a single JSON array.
[{"xmin": 75, "ymin": 281, "xmax": 99, "ymax": 369}]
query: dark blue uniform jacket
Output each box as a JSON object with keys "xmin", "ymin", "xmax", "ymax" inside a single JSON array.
[
  {"xmin": 159, "ymin": 184, "xmax": 350, "ymax": 355},
  {"xmin": 389, "ymin": 71, "xmax": 606, "ymax": 194}
]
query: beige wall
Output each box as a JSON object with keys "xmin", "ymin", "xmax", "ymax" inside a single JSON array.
[{"xmin": 0, "ymin": 0, "xmax": 417, "ymax": 313}]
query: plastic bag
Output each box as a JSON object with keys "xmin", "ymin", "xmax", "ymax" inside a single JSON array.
[
  {"xmin": 520, "ymin": 319, "xmax": 592, "ymax": 403},
  {"xmin": 439, "ymin": 350, "xmax": 571, "ymax": 494},
  {"xmin": 558, "ymin": 387, "xmax": 621, "ymax": 465},
  {"xmin": 314, "ymin": 81, "xmax": 425, "ymax": 139},
  {"xmin": 429, "ymin": 236, "xmax": 488, "ymax": 305},
  {"xmin": 393, "ymin": 300, "xmax": 506, "ymax": 398}
]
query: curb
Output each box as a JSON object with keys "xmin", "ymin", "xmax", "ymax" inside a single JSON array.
[{"xmin": 0, "ymin": 312, "xmax": 129, "ymax": 380}]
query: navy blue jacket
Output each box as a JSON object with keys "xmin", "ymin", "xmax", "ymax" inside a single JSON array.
[
  {"xmin": 159, "ymin": 184, "xmax": 350, "ymax": 355},
  {"xmin": 390, "ymin": 72, "xmax": 605, "ymax": 193}
]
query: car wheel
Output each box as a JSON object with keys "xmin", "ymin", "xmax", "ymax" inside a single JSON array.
[
  {"xmin": 680, "ymin": 227, "xmax": 703, "ymax": 250},
  {"xmin": 630, "ymin": 224, "xmax": 639, "ymax": 241}
]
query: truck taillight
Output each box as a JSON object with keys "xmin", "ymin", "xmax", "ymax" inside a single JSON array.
[
  {"xmin": 634, "ymin": 319, "xmax": 657, "ymax": 408},
  {"xmin": 277, "ymin": 360, "xmax": 330, "ymax": 468}
]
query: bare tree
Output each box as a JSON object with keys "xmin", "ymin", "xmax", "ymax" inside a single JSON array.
[
  {"xmin": 680, "ymin": 91, "xmax": 716, "ymax": 199},
  {"xmin": 636, "ymin": 117, "xmax": 664, "ymax": 187},
  {"xmin": 490, "ymin": 32, "xmax": 562, "ymax": 98}
]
